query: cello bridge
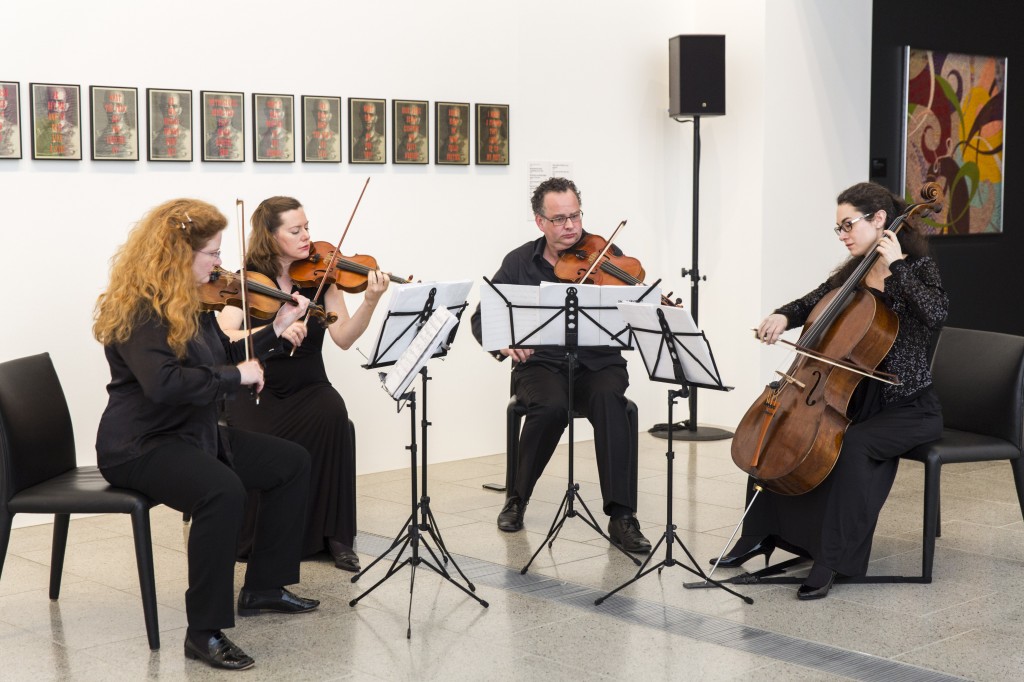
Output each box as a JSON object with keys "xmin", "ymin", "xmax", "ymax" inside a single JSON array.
[{"xmin": 775, "ymin": 370, "xmax": 806, "ymax": 389}]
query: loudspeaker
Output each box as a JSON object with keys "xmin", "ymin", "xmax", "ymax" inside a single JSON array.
[{"xmin": 669, "ymin": 35, "xmax": 726, "ymax": 117}]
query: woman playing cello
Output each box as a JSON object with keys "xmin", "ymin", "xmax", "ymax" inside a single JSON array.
[
  {"xmin": 715, "ymin": 181, "xmax": 947, "ymax": 599},
  {"xmin": 218, "ymin": 196, "xmax": 389, "ymax": 572}
]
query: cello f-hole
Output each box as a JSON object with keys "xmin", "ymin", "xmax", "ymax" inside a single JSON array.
[{"xmin": 806, "ymin": 370, "xmax": 823, "ymax": 407}]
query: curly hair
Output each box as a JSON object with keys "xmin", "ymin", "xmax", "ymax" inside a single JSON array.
[
  {"xmin": 248, "ymin": 196, "xmax": 303, "ymax": 277},
  {"xmin": 531, "ymin": 177, "xmax": 582, "ymax": 216},
  {"xmin": 93, "ymin": 198, "xmax": 227, "ymax": 357},
  {"xmin": 826, "ymin": 182, "xmax": 931, "ymax": 288}
]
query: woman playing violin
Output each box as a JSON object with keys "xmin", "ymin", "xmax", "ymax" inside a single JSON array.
[
  {"xmin": 218, "ymin": 195, "xmax": 389, "ymax": 572},
  {"xmin": 94, "ymin": 198, "xmax": 318, "ymax": 670},
  {"xmin": 715, "ymin": 181, "xmax": 947, "ymax": 599}
]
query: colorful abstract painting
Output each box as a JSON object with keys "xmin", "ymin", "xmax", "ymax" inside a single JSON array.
[{"xmin": 904, "ymin": 48, "xmax": 1006, "ymax": 235}]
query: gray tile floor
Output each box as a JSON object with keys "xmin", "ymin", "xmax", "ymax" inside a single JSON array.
[{"xmin": 2, "ymin": 433, "xmax": 1022, "ymax": 681}]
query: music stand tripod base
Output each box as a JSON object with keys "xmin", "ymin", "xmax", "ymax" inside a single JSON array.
[{"xmin": 649, "ymin": 423, "xmax": 734, "ymax": 441}]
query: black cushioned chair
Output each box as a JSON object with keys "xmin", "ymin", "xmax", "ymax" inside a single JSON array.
[
  {"xmin": 902, "ymin": 327, "xmax": 1024, "ymax": 582},
  {"xmin": 504, "ymin": 395, "xmax": 639, "ymax": 493},
  {"xmin": 0, "ymin": 353, "xmax": 160, "ymax": 650}
]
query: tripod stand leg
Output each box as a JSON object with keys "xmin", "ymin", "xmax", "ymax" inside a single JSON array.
[
  {"xmin": 572, "ymin": 490, "xmax": 641, "ymax": 566},
  {"xmin": 520, "ymin": 486, "xmax": 572, "ymax": 574},
  {"xmin": 420, "ymin": 502, "xmax": 478, "ymax": 591},
  {"xmin": 352, "ymin": 511, "xmax": 416, "ymax": 583}
]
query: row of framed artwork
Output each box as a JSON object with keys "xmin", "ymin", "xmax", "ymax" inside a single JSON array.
[{"xmin": 0, "ymin": 81, "xmax": 509, "ymax": 165}]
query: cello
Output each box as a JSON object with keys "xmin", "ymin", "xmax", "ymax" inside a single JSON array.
[{"xmin": 730, "ymin": 183, "xmax": 943, "ymax": 495}]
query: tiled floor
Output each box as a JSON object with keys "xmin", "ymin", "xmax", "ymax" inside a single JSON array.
[{"xmin": 2, "ymin": 433, "xmax": 1022, "ymax": 681}]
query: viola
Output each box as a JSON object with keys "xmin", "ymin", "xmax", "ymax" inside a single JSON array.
[
  {"xmin": 289, "ymin": 241, "xmax": 412, "ymax": 293},
  {"xmin": 730, "ymin": 183, "xmax": 943, "ymax": 495},
  {"xmin": 200, "ymin": 267, "xmax": 336, "ymax": 325},
  {"xmin": 554, "ymin": 231, "xmax": 683, "ymax": 307}
]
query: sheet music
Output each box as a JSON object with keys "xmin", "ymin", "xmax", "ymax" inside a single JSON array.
[
  {"xmin": 617, "ymin": 302, "xmax": 722, "ymax": 386},
  {"xmin": 383, "ymin": 306, "xmax": 458, "ymax": 399},
  {"xmin": 366, "ymin": 280, "xmax": 472, "ymax": 365},
  {"xmin": 479, "ymin": 283, "xmax": 540, "ymax": 351}
]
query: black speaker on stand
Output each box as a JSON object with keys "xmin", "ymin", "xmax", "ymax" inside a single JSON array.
[{"xmin": 652, "ymin": 34, "xmax": 733, "ymax": 442}]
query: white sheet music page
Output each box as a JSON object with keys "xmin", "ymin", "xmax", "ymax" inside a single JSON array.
[
  {"xmin": 479, "ymin": 283, "xmax": 540, "ymax": 351},
  {"xmin": 598, "ymin": 284, "xmax": 660, "ymax": 346},
  {"xmin": 383, "ymin": 306, "xmax": 458, "ymax": 399},
  {"xmin": 617, "ymin": 302, "xmax": 719, "ymax": 385},
  {"xmin": 366, "ymin": 280, "xmax": 472, "ymax": 365}
]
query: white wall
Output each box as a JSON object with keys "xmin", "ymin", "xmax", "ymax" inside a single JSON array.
[{"xmin": 2, "ymin": 1, "xmax": 871, "ymax": 528}]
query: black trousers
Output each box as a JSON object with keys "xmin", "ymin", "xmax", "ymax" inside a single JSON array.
[
  {"xmin": 511, "ymin": 362, "xmax": 637, "ymax": 515},
  {"xmin": 740, "ymin": 387, "xmax": 943, "ymax": 576},
  {"xmin": 102, "ymin": 428, "xmax": 310, "ymax": 631}
]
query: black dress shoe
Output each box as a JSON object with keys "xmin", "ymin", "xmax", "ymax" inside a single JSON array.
[
  {"xmin": 327, "ymin": 539, "xmax": 361, "ymax": 572},
  {"xmin": 797, "ymin": 566, "xmax": 837, "ymax": 601},
  {"xmin": 237, "ymin": 587, "xmax": 320, "ymax": 617},
  {"xmin": 709, "ymin": 537, "xmax": 775, "ymax": 568},
  {"xmin": 608, "ymin": 516, "xmax": 652, "ymax": 554},
  {"xmin": 497, "ymin": 496, "xmax": 527, "ymax": 532},
  {"xmin": 184, "ymin": 631, "xmax": 254, "ymax": 670}
]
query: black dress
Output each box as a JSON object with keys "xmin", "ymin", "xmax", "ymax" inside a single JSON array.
[
  {"xmin": 733, "ymin": 256, "xmax": 948, "ymax": 577},
  {"xmin": 225, "ymin": 284, "xmax": 356, "ymax": 557}
]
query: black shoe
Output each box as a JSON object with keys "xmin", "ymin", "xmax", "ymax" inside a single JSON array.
[
  {"xmin": 237, "ymin": 587, "xmax": 320, "ymax": 617},
  {"xmin": 497, "ymin": 496, "xmax": 527, "ymax": 532},
  {"xmin": 326, "ymin": 539, "xmax": 361, "ymax": 572},
  {"xmin": 184, "ymin": 631, "xmax": 254, "ymax": 670},
  {"xmin": 797, "ymin": 566, "xmax": 837, "ymax": 601},
  {"xmin": 607, "ymin": 516, "xmax": 652, "ymax": 554},
  {"xmin": 709, "ymin": 537, "xmax": 775, "ymax": 568}
]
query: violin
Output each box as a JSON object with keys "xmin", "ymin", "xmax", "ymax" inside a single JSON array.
[
  {"xmin": 200, "ymin": 267, "xmax": 336, "ymax": 325},
  {"xmin": 554, "ymin": 230, "xmax": 683, "ymax": 307},
  {"xmin": 289, "ymin": 241, "xmax": 412, "ymax": 293}
]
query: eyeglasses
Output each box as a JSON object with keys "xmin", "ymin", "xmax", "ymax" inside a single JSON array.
[
  {"xmin": 540, "ymin": 210, "xmax": 584, "ymax": 227},
  {"xmin": 833, "ymin": 212, "xmax": 875, "ymax": 235},
  {"xmin": 196, "ymin": 249, "xmax": 221, "ymax": 258}
]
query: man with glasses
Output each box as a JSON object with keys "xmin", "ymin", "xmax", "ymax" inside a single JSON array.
[{"xmin": 470, "ymin": 177, "xmax": 651, "ymax": 554}]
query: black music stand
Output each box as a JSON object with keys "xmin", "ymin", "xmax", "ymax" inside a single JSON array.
[
  {"xmin": 595, "ymin": 303, "xmax": 751, "ymax": 605},
  {"xmin": 480, "ymin": 279, "xmax": 659, "ymax": 573},
  {"xmin": 349, "ymin": 282, "xmax": 487, "ymax": 639}
]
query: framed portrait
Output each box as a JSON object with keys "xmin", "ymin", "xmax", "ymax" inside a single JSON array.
[
  {"xmin": 0, "ymin": 81, "xmax": 21, "ymax": 160},
  {"xmin": 90, "ymin": 86, "xmax": 139, "ymax": 161},
  {"xmin": 200, "ymin": 90, "xmax": 244, "ymax": 162},
  {"xmin": 147, "ymin": 88, "xmax": 192, "ymax": 162},
  {"xmin": 475, "ymin": 103, "xmax": 509, "ymax": 165},
  {"xmin": 903, "ymin": 47, "xmax": 1006, "ymax": 235},
  {"xmin": 301, "ymin": 95, "xmax": 342, "ymax": 163},
  {"xmin": 392, "ymin": 99, "xmax": 429, "ymax": 165},
  {"xmin": 253, "ymin": 93, "xmax": 294, "ymax": 163},
  {"xmin": 348, "ymin": 97, "xmax": 385, "ymax": 164},
  {"xmin": 435, "ymin": 101, "xmax": 469, "ymax": 165},
  {"xmin": 29, "ymin": 82, "xmax": 81, "ymax": 160}
]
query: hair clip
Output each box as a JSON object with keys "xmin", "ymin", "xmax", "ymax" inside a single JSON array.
[{"xmin": 180, "ymin": 213, "xmax": 195, "ymax": 233}]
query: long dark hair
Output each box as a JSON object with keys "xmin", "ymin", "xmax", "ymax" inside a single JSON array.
[{"xmin": 826, "ymin": 182, "xmax": 930, "ymax": 288}]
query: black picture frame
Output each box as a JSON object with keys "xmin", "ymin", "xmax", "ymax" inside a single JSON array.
[
  {"xmin": 0, "ymin": 81, "xmax": 22, "ymax": 160},
  {"xmin": 29, "ymin": 82, "xmax": 82, "ymax": 160},
  {"xmin": 348, "ymin": 97, "xmax": 386, "ymax": 164},
  {"xmin": 435, "ymin": 101, "xmax": 469, "ymax": 165},
  {"xmin": 90, "ymin": 85, "xmax": 139, "ymax": 161},
  {"xmin": 475, "ymin": 103, "xmax": 509, "ymax": 165},
  {"xmin": 253, "ymin": 93, "xmax": 295, "ymax": 163},
  {"xmin": 301, "ymin": 95, "xmax": 342, "ymax": 163},
  {"xmin": 392, "ymin": 99, "xmax": 429, "ymax": 164},
  {"xmin": 200, "ymin": 90, "xmax": 244, "ymax": 162},
  {"xmin": 147, "ymin": 88, "xmax": 192, "ymax": 162}
]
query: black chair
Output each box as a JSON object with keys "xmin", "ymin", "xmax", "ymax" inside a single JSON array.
[
  {"xmin": 504, "ymin": 395, "xmax": 639, "ymax": 494},
  {"xmin": 902, "ymin": 327, "xmax": 1024, "ymax": 582},
  {"xmin": 0, "ymin": 353, "xmax": 160, "ymax": 650}
]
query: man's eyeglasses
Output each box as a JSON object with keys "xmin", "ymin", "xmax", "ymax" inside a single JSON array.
[
  {"xmin": 833, "ymin": 212, "xmax": 875, "ymax": 235},
  {"xmin": 540, "ymin": 210, "xmax": 584, "ymax": 227}
]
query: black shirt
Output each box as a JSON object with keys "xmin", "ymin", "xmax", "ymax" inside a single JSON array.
[
  {"xmin": 96, "ymin": 312, "xmax": 282, "ymax": 469},
  {"xmin": 470, "ymin": 234, "xmax": 626, "ymax": 372}
]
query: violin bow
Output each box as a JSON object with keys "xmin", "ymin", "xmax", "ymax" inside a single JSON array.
[
  {"xmin": 579, "ymin": 220, "xmax": 627, "ymax": 283},
  {"xmin": 237, "ymin": 199, "xmax": 259, "ymax": 403},
  {"xmin": 289, "ymin": 176, "xmax": 371, "ymax": 357}
]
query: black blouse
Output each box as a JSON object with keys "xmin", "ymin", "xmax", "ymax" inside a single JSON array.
[
  {"xmin": 774, "ymin": 256, "xmax": 948, "ymax": 404},
  {"xmin": 96, "ymin": 312, "xmax": 282, "ymax": 469}
]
